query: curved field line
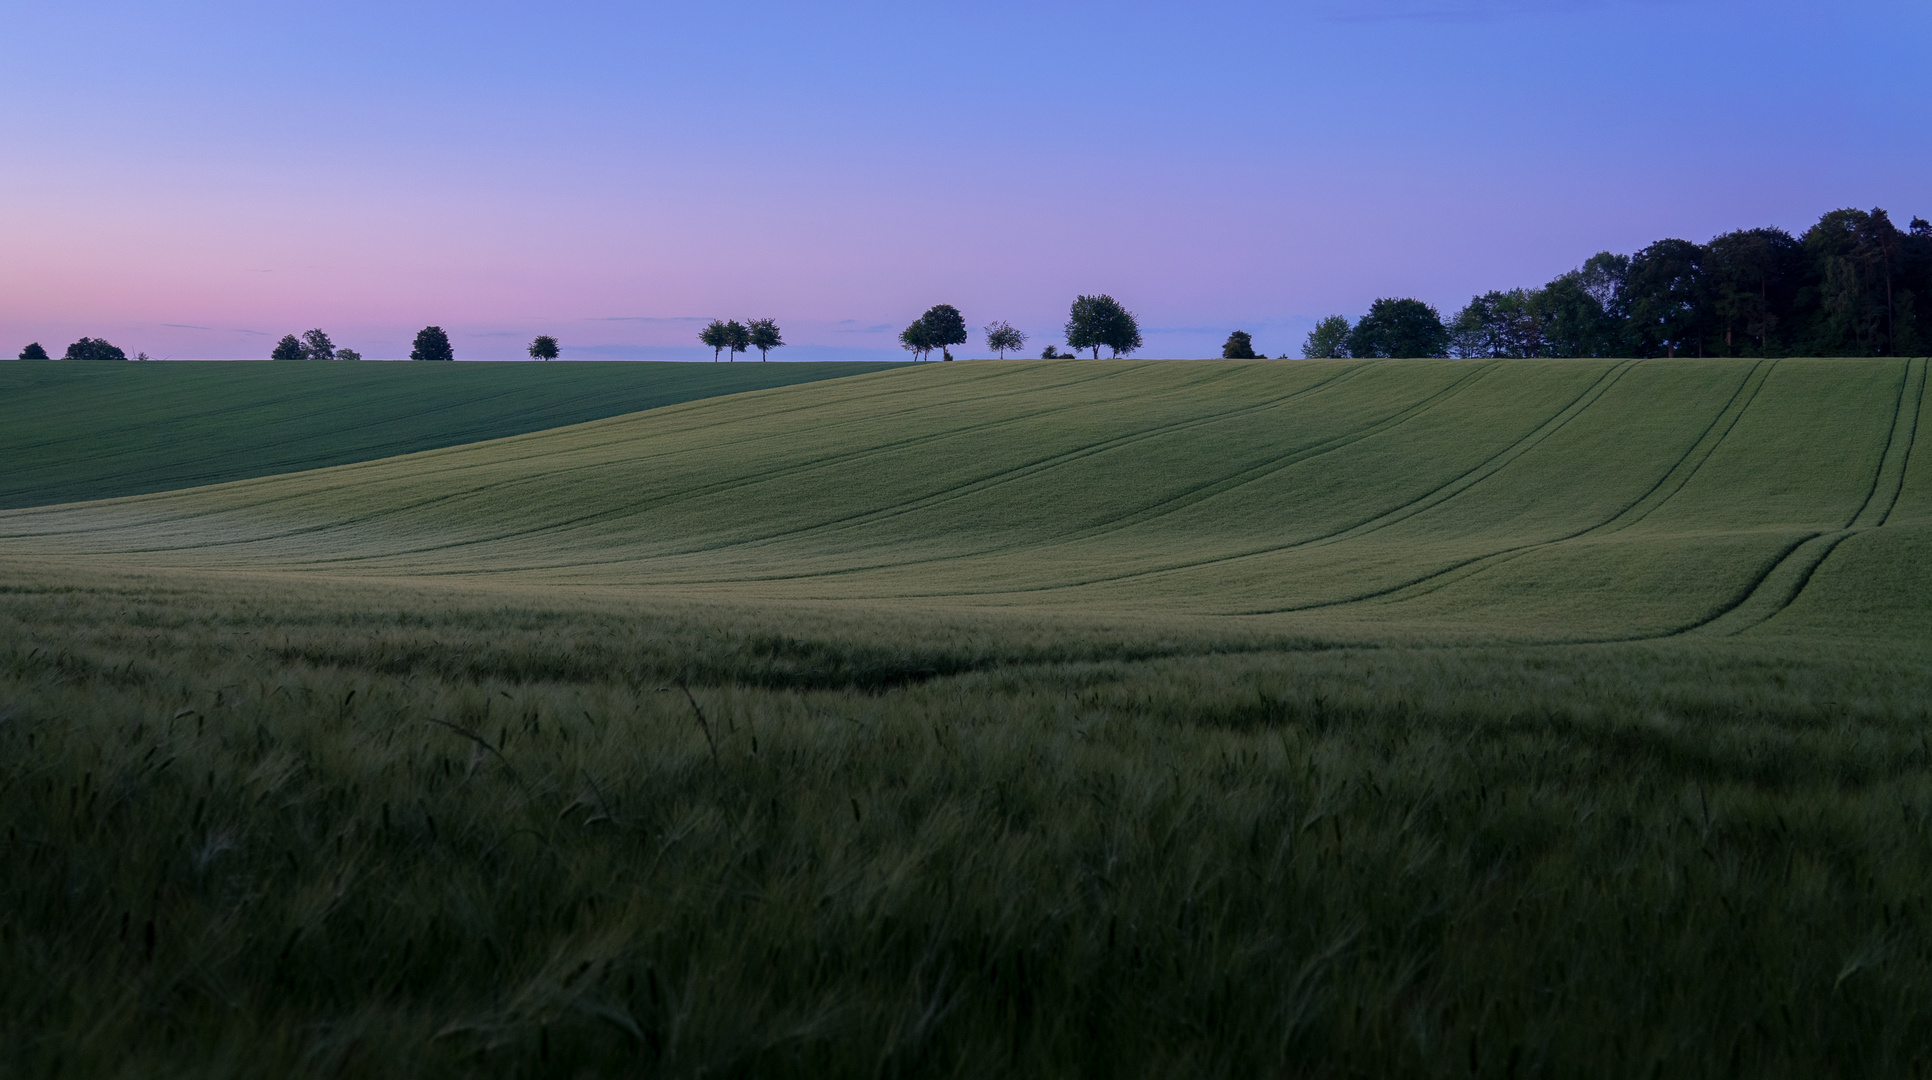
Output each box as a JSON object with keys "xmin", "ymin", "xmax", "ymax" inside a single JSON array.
[
  {"xmin": 370, "ymin": 360, "xmax": 1509, "ymax": 581},
  {"xmin": 869, "ymin": 360, "xmax": 1638, "ymax": 600},
  {"xmin": 1868, "ymin": 355, "xmax": 1926, "ymax": 528},
  {"xmin": 1234, "ymin": 359, "xmax": 1778, "ymax": 616}
]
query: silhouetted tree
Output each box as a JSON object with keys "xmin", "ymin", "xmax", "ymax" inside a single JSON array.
[
  {"xmin": 724, "ymin": 320, "xmax": 750, "ymax": 362},
  {"xmin": 17, "ymin": 342, "xmax": 49, "ymax": 360},
  {"xmin": 1624, "ymin": 239, "xmax": 1706, "ymax": 357},
  {"xmin": 899, "ymin": 319, "xmax": 935, "ymax": 361},
  {"xmin": 335, "ymin": 348, "xmax": 364, "ymax": 362},
  {"xmin": 410, "ymin": 326, "xmax": 455, "ymax": 362},
  {"xmin": 528, "ymin": 335, "xmax": 560, "ymax": 361},
  {"xmin": 300, "ymin": 328, "xmax": 335, "ymax": 360},
  {"xmin": 1066, "ymin": 294, "xmax": 1141, "ymax": 358},
  {"xmin": 1040, "ymin": 344, "xmax": 1069, "ymax": 359},
  {"xmin": 699, "ymin": 320, "xmax": 730, "ymax": 362},
  {"xmin": 1803, "ymin": 208, "xmax": 1908, "ymax": 356},
  {"xmin": 918, "ymin": 305, "xmax": 968, "ymax": 361},
  {"xmin": 747, "ymin": 318, "xmax": 784, "ymax": 361},
  {"xmin": 1347, "ymin": 299, "xmax": 1447, "ymax": 358},
  {"xmin": 1301, "ymin": 316, "xmax": 1351, "ymax": 358},
  {"xmin": 1704, "ymin": 228, "xmax": 1803, "ymax": 356},
  {"xmin": 984, "ymin": 321, "xmax": 1026, "ymax": 358},
  {"xmin": 1449, "ymin": 289, "xmax": 1544, "ymax": 358},
  {"xmin": 1539, "ymin": 253, "xmax": 1628, "ymax": 358},
  {"xmin": 1221, "ymin": 330, "xmax": 1260, "ymax": 359},
  {"xmin": 271, "ymin": 335, "xmax": 305, "ymax": 361}
]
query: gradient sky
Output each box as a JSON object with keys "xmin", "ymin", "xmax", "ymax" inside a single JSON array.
[{"xmin": 4, "ymin": 0, "xmax": 1928, "ymax": 361}]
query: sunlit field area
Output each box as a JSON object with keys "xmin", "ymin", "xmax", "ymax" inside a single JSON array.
[{"xmin": 4, "ymin": 358, "xmax": 1930, "ymax": 1077}]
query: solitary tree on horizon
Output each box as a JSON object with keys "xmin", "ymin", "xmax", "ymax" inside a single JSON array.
[
  {"xmin": 17, "ymin": 342, "xmax": 49, "ymax": 360},
  {"xmin": 983, "ymin": 321, "xmax": 1026, "ymax": 358},
  {"xmin": 918, "ymin": 305, "xmax": 968, "ymax": 361},
  {"xmin": 1066, "ymin": 294, "xmax": 1141, "ymax": 358},
  {"xmin": 699, "ymin": 320, "xmax": 730, "ymax": 361},
  {"xmin": 271, "ymin": 334, "xmax": 305, "ymax": 361},
  {"xmin": 1221, "ymin": 330, "xmax": 1260, "ymax": 359},
  {"xmin": 411, "ymin": 326, "xmax": 455, "ymax": 362},
  {"xmin": 747, "ymin": 318, "xmax": 784, "ymax": 361},
  {"xmin": 528, "ymin": 335, "xmax": 560, "ymax": 361}
]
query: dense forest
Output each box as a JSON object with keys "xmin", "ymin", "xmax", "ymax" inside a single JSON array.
[{"xmin": 1305, "ymin": 207, "xmax": 1932, "ymax": 359}]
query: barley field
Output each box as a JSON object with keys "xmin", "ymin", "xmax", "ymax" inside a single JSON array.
[{"xmin": 3, "ymin": 358, "xmax": 1929, "ymax": 1077}]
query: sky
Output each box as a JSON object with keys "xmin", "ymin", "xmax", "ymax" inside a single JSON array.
[{"xmin": 3, "ymin": 0, "xmax": 1928, "ymax": 362}]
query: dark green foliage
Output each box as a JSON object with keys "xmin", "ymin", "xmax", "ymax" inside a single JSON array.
[
  {"xmin": 1347, "ymin": 298, "xmax": 1447, "ymax": 358},
  {"xmin": 698, "ymin": 320, "xmax": 730, "ymax": 362},
  {"xmin": 1040, "ymin": 344, "xmax": 1069, "ymax": 359},
  {"xmin": 984, "ymin": 321, "xmax": 1026, "ymax": 358},
  {"xmin": 724, "ymin": 320, "xmax": 751, "ymax": 362},
  {"xmin": 411, "ymin": 326, "xmax": 455, "ymax": 362},
  {"xmin": 1066, "ymin": 294, "xmax": 1142, "ymax": 359},
  {"xmin": 0, "ymin": 360, "xmax": 904, "ymax": 508},
  {"xmin": 1220, "ymin": 330, "xmax": 1260, "ymax": 359},
  {"xmin": 272, "ymin": 334, "xmax": 306, "ymax": 361},
  {"xmin": 1301, "ymin": 316, "xmax": 1351, "ymax": 359},
  {"xmin": 528, "ymin": 335, "xmax": 560, "ymax": 361},
  {"xmin": 1624, "ymin": 239, "xmax": 1706, "ymax": 357},
  {"xmin": 1704, "ymin": 228, "xmax": 1803, "ymax": 356},
  {"xmin": 1448, "ymin": 289, "xmax": 1544, "ymax": 358},
  {"xmin": 301, "ymin": 328, "xmax": 335, "ymax": 361},
  {"xmin": 64, "ymin": 337, "xmax": 127, "ymax": 362},
  {"xmin": 1802, "ymin": 208, "xmax": 1921, "ymax": 357},
  {"xmin": 16, "ymin": 342, "xmax": 48, "ymax": 360},
  {"xmin": 335, "ymin": 348, "xmax": 364, "ymax": 362},
  {"xmin": 747, "ymin": 318, "xmax": 784, "ymax": 362},
  {"xmin": 1538, "ymin": 253, "xmax": 1628, "ymax": 358},
  {"xmin": 900, "ymin": 318, "xmax": 935, "ymax": 361},
  {"xmin": 917, "ymin": 305, "xmax": 968, "ymax": 361}
]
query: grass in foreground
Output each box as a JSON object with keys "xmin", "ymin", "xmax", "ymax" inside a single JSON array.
[
  {"xmin": 4, "ymin": 571, "xmax": 1931, "ymax": 1078},
  {"xmin": 0, "ymin": 360, "xmax": 901, "ymax": 509}
]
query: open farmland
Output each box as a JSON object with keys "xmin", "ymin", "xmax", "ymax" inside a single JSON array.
[
  {"xmin": 3, "ymin": 358, "xmax": 1931, "ymax": 1078},
  {"xmin": 0, "ymin": 359, "xmax": 901, "ymax": 509}
]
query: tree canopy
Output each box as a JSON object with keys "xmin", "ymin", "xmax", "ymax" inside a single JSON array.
[
  {"xmin": 747, "ymin": 319, "xmax": 784, "ymax": 361},
  {"xmin": 724, "ymin": 320, "xmax": 751, "ymax": 362},
  {"xmin": 301, "ymin": 328, "xmax": 336, "ymax": 361},
  {"xmin": 1066, "ymin": 294, "xmax": 1142, "ymax": 358},
  {"xmin": 918, "ymin": 305, "xmax": 968, "ymax": 361},
  {"xmin": 1347, "ymin": 299, "xmax": 1447, "ymax": 358},
  {"xmin": 1221, "ymin": 330, "xmax": 1260, "ymax": 359},
  {"xmin": 983, "ymin": 321, "xmax": 1026, "ymax": 358},
  {"xmin": 1301, "ymin": 316, "xmax": 1351, "ymax": 359},
  {"xmin": 699, "ymin": 320, "xmax": 730, "ymax": 362},
  {"xmin": 335, "ymin": 349, "xmax": 364, "ymax": 362},
  {"xmin": 410, "ymin": 326, "xmax": 455, "ymax": 362},
  {"xmin": 271, "ymin": 335, "xmax": 306, "ymax": 361},
  {"xmin": 528, "ymin": 335, "xmax": 560, "ymax": 361},
  {"xmin": 64, "ymin": 338, "xmax": 127, "ymax": 362},
  {"xmin": 17, "ymin": 342, "xmax": 49, "ymax": 360},
  {"xmin": 899, "ymin": 319, "xmax": 935, "ymax": 361}
]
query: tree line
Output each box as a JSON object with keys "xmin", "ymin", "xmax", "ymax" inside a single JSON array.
[{"xmin": 1300, "ymin": 206, "xmax": 1932, "ymax": 359}]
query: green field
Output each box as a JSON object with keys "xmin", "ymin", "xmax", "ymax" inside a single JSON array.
[
  {"xmin": 4, "ymin": 357, "xmax": 1930, "ymax": 1077},
  {"xmin": 0, "ymin": 359, "xmax": 902, "ymax": 509}
]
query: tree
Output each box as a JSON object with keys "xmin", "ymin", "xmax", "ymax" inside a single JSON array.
[
  {"xmin": 1346, "ymin": 298, "xmax": 1447, "ymax": 358},
  {"xmin": 335, "ymin": 348, "xmax": 364, "ymax": 362},
  {"xmin": 411, "ymin": 326, "xmax": 455, "ymax": 362},
  {"xmin": 1040, "ymin": 344, "xmax": 1069, "ymax": 359},
  {"xmin": 301, "ymin": 328, "xmax": 335, "ymax": 361},
  {"xmin": 64, "ymin": 337, "xmax": 127, "ymax": 361},
  {"xmin": 899, "ymin": 319, "xmax": 935, "ymax": 361},
  {"xmin": 722, "ymin": 320, "xmax": 750, "ymax": 362},
  {"xmin": 1802, "ymin": 208, "xmax": 1909, "ymax": 356},
  {"xmin": 1703, "ymin": 228, "xmax": 1802, "ymax": 356},
  {"xmin": 747, "ymin": 318, "xmax": 784, "ymax": 361},
  {"xmin": 984, "ymin": 321, "xmax": 1026, "ymax": 358},
  {"xmin": 699, "ymin": 320, "xmax": 730, "ymax": 362},
  {"xmin": 271, "ymin": 334, "xmax": 306, "ymax": 361},
  {"xmin": 918, "ymin": 305, "xmax": 968, "ymax": 361},
  {"xmin": 18, "ymin": 342, "xmax": 49, "ymax": 360},
  {"xmin": 528, "ymin": 335, "xmax": 560, "ymax": 361},
  {"xmin": 1538, "ymin": 253, "xmax": 1628, "ymax": 358},
  {"xmin": 1623, "ymin": 239, "xmax": 1706, "ymax": 357},
  {"xmin": 1065, "ymin": 294, "xmax": 1141, "ymax": 358},
  {"xmin": 1221, "ymin": 330, "xmax": 1260, "ymax": 359},
  {"xmin": 1448, "ymin": 289, "xmax": 1545, "ymax": 358},
  {"xmin": 1301, "ymin": 316, "xmax": 1351, "ymax": 359}
]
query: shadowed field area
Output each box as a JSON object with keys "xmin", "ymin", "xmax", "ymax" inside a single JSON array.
[
  {"xmin": 3, "ymin": 358, "xmax": 1930, "ymax": 1077},
  {"xmin": 0, "ymin": 359, "xmax": 902, "ymax": 509}
]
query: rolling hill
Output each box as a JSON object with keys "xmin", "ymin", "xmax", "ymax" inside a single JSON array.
[
  {"xmin": 3, "ymin": 356, "xmax": 1923, "ymax": 644},
  {"xmin": 0, "ymin": 359, "xmax": 902, "ymax": 509}
]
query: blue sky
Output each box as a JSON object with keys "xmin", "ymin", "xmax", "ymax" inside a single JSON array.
[{"xmin": 2, "ymin": 0, "xmax": 1927, "ymax": 359}]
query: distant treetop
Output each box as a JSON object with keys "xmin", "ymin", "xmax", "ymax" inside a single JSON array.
[
  {"xmin": 411, "ymin": 326, "xmax": 455, "ymax": 362},
  {"xmin": 17, "ymin": 342, "xmax": 49, "ymax": 360},
  {"xmin": 65, "ymin": 337, "xmax": 127, "ymax": 362},
  {"xmin": 1221, "ymin": 330, "xmax": 1260, "ymax": 359},
  {"xmin": 529, "ymin": 335, "xmax": 560, "ymax": 361},
  {"xmin": 1066, "ymin": 294, "xmax": 1141, "ymax": 358},
  {"xmin": 747, "ymin": 318, "xmax": 784, "ymax": 361}
]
